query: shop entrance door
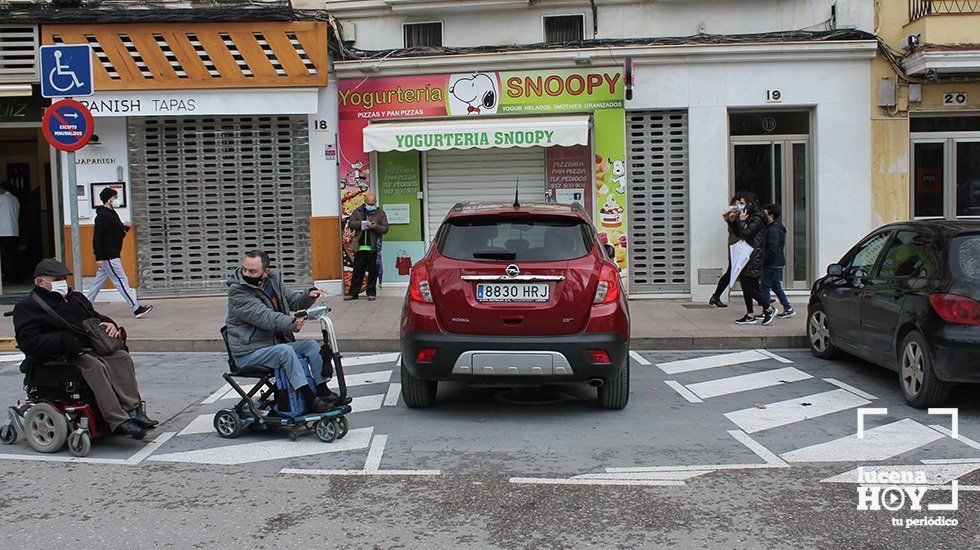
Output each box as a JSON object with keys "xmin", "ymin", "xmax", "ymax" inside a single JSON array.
[{"xmin": 730, "ymin": 138, "xmax": 811, "ymax": 289}]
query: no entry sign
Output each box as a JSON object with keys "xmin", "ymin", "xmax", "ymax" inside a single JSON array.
[{"xmin": 42, "ymin": 99, "xmax": 94, "ymax": 152}]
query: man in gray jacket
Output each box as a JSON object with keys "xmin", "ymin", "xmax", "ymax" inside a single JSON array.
[
  {"xmin": 225, "ymin": 249, "xmax": 350, "ymax": 411},
  {"xmin": 345, "ymin": 193, "xmax": 389, "ymax": 301}
]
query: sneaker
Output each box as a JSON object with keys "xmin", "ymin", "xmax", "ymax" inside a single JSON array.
[
  {"xmin": 133, "ymin": 305, "xmax": 154, "ymax": 318},
  {"xmin": 367, "ymin": 295, "xmax": 376, "ymax": 302},
  {"xmin": 762, "ymin": 308, "xmax": 776, "ymax": 326},
  {"xmin": 777, "ymin": 309, "xmax": 796, "ymax": 319},
  {"xmin": 343, "ymin": 295, "xmax": 358, "ymax": 301},
  {"xmin": 735, "ymin": 315, "xmax": 757, "ymax": 325}
]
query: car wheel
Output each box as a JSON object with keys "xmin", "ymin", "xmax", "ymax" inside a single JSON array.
[
  {"xmin": 598, "ymin": 363, "xmax": 630, "ymax": 410},
  {"xmin": 899, "ymin": 331, "xmax": 951, "ymax": 409},
  {"xmin": 401, "ymin": 364, "xmax": 437, "ymax": 409},
  {"xmin": 807, "ymin": 304, "xmax": 840, "ymax": 360}
]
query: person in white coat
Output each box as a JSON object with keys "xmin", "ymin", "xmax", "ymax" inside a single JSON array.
[{"xmin": 0, "ymin": 181, "xmax": 22, "ymax": 284}]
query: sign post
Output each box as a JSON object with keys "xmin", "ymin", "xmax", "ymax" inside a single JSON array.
[{"xmin": 42, "ymin": 99, "xmax": 95, "ymax": 290}]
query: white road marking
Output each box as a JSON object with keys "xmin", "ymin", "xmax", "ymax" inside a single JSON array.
[
  {"xmin": 509, "ymin": 477, "xmax": 686, "ymax": 487},
  {"xmin": 606, "ymin": 463, "xmax": 778, "ymax": 474},
  {"xmin": 629, "ymin": 351, "xmax": 651, "ymax": 366},
  {"xmin": 664, "ymin": 380, "xmax": 703, "ymax": 403},
  {"xmin": 724, "ymin": 389, "xmax": 870, "ymax": 434},
  {"xmin": 124, "ymin": 431, "xmax": 176, "ymax": 465},
  {"xmin": 341, "ymin": 353, "xmax": 400, "ymax": 367},
  {"xmin": 823, "ymin": 378, "xmax": 878, "ymax": 400},
  {"xmin": 656, "ymin": 350, "xmax": 770, "ymax": 375},
  {"xmin": 573, "ymin": 471, "xmax": 712, "ymax": 481},
  {"xmin": 148, "ymin": 427, "xmax": 373, "ymax": 465},
  {"xmin": 728, "ymin": 429, "xmax": 789, "ymax": 467},
  {"xmin": 754, "ymin": 349, "xmax": 793, "ymax": 364},
  {"xmin": 0, "ymin": 431, "xmax": 176, "ymax": 466},
  {"xmin": 364, "ymin": 434, "xmax": 386, "ymax": 471},
  {"xmin": 0, "ymin": 352, "xmax": 25, "ymax": 363},
  {"xmin": 921, "ymin": 458, "xmax": 980, "ymax": 464},
  {"xmin": 686, "ymin": 367, "xmax": 812, "ymax": 400},
  {"xmin": 281, "ymin": 468, "xmax": 441, "ymax": 476},
  {"xmin": 178, "ymin": 414, "xmax": 215, "ymax": 436},
  {"xmin": 351, "ymin": 394, "xmax": 384, "ymax": 413},
  {"xmin": 930, "ymin": 425, "xmax": 980, "ymax": 452},
  {"xmin": 345, "ymin": 370, "xmax": 394, "ymax": 387},
  {"xmin": 820, "ymin": 463, "xmax": 980, "ymax": 485},
  {"xmin": 781, "ymin": 419, "xmax": 944, "ymax": 463},
  {"xmin": 383, "ymin": 383, "xmax": 401, "ymax": 407},
  {"xmin": 201, "ymin": 384, "xmax": 232, "ymax": 404}
]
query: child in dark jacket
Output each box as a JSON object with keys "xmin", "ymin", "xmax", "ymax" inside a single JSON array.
[{"xmin": 761, "ymin": 204, "xmax": 794, "ymax": 319}]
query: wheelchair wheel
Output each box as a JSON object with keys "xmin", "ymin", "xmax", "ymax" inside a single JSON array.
[
  {"xmin": 336, "ymin": 416, "xmax": 349, "ymax": 440},
  {"xmin": 0, "ymin": 424, "xmax": 16, "ymax": 445},
  {"xmin": 25, "ymin": 403, "xmax": 68, "ymax": 453},
  {"xmin": 315, "ymin": 419, "xmax": 337, "ymax": 443},
  {"xmin": 67, "ymin": 431, "xmax": 92, "ymax": 457},
  {"xmin": 213, "ymin": 409, "xmax": 243, "ymax": 439}
]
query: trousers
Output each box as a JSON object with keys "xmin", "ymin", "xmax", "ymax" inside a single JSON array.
[
  {"xmin": 74, "ymin": 351, "xmax": 142, "ymax": 430},
  {"xmin": 234, "ymin": 340, "xmax": 329, "ymax": 391},
  {"xmin": 86, "ymin": 258, "xmax": 139, "ymax": 311}
]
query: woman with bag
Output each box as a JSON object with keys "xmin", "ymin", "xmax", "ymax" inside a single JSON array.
[
  {"xmin": 708, "ymin": 194, "xmax": 744, "ymax": 308},
  {"xmin": 733, "ymin": 196, "xmax": 776, "ymax": 325}
]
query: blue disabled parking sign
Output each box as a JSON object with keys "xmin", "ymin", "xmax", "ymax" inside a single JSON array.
[{"xmin": 40, "ymin": 44, "xmax": 94, "ymax": 98}]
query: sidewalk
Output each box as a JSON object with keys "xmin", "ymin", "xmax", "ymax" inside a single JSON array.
[{"xmin": 0, "ymin": 295, "xmax": 807, "ymax": 353}]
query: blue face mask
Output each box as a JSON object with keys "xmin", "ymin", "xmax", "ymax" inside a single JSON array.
[{"xmin": 365, "ymin": 204, "xmax": 378, "ymax": 212}]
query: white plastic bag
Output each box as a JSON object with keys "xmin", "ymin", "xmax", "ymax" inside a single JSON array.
[{"xmin": 729, "ymin": 240, "xmax": 754, "ymax": 290}]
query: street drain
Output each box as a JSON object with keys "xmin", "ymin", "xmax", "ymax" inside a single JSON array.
[{"xmin": 494, "ymin": 388, "xmax": 571, "ymax": 406}]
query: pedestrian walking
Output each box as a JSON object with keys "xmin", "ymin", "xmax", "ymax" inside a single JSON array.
[
  {"xmin": 86, "ymin": 187, "xmax": 153, "ymax": 318},
  {"xmin": 760, "ymin": 203, "xmax": 795, "ymax": 319},
  {"xmin": 708, "ymin": 194, "xmax": 743, "ymax": 308},
  {"xmin": 345, "ymin": 193, "xmax": 389, "ymax": 301},
  {"xmin": 0, "ymin": 180, "xmax": 22, "ymax": 284},
  {"xmin": 733, "ymin": 195, "xmax": 776, "ymax": 325}
]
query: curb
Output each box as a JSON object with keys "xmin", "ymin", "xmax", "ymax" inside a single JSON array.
[
  {"xmin": 124, "ymin": 336, "xmax": 808, "ymax": 354},
  {"xmin": 0, "ymin": 338, "xmax": 17, "ymax": 352}
]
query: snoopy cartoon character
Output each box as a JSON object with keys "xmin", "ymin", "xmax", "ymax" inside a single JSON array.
[
  {"xmin": 609, "ymin": 158, "xmax": 627, "ymax": 194},
  {"xmin": 448, "ymin": 73, "xmax": 499, "ymax": 116}
]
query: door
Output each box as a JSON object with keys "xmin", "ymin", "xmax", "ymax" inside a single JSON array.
[
  {"xmin": 822, "ymin": 230, "xmax": 893, "ymax": 349},
  {"xmin": 424, "ymin": 148, "xmax": 545, "ymax": 243},
  {"xmin": 731, "ymin": 139, "xmax": 810, "ymax": 287},
  {"xmin": 862, "ymin": 230, "xmax": 940, "ymax": 356},
  {"xmin": 626, "ymin": 110, "xmax": 690, "ymax": 294},
  {"xmin": 911, "ymin": 135, "xmax": 980, "ymax": 219}
]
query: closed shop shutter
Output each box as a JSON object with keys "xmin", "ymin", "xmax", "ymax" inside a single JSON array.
[
  {"xmin": 128, "ymin": 116, "xmax": 312, "ymax": 296},
  {"xmin": 626, "ymin": 110, "xmax": 690, "ymax": 293},
  {"xmin": 424, "ymin": 148, "xmax": 546, "ymax": 241}
]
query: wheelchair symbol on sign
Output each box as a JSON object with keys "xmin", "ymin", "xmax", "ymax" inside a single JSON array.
[{"xmin": 48, "ymin": 50, "xmax": 85, "ymax": 93}]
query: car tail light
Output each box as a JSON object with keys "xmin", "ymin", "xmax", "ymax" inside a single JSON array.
[
  {"xmin": 416, "ymin": 348, "xmax": 436, "ymax": 363},
  {"xmin": 409, "ymin": 262, "xmax": 432, "ymax": 303},
  {"xmin": 930, "ymin": 293, "xmax": 980, "ymax": 326},
  {"xmin": 589, "ymin": 349, "xmax": 611, "ymax": 364},
  {"xmin": 593, "ymin": 262, "xmax": 620, "ymax": 304}
]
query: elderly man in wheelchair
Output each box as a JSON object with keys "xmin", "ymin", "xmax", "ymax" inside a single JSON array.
[{"xmin": 9, "ymin": 259, "xmax": 157, "ymax": 447}]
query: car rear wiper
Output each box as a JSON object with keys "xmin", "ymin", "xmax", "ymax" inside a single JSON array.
[{"xmin": 472, "ymin": 251, "xmax": 517, "ymax": 260}]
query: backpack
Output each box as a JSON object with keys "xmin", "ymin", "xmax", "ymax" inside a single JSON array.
[{"xmin": 274, "ymin": 353, "xmax": 317, "ymax": 417}]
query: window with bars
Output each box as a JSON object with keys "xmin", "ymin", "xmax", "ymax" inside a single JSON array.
[
  {"xmin": 544, "ymin": 15, "xmax": 584, "ymax": 44},
  {"xmin": 0, "ymin": 25, "xmax": 39, "ymax": 81},
  {"xmin": 404, "ymin": 22, "xmax": 443, "ymax": 48}
]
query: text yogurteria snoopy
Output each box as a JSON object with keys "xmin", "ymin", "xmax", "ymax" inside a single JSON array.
[
  {"xmin": 449, "ymin": 73, "xmax": 498, "ymax": 115},
  {"xmin": 610, "ymin": 159, "xmax": 627, "ymax": 194}
]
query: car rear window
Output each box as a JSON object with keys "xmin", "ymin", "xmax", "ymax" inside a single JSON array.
[
  {"xmin": 950, "ymin": 234, "xmax": 980, "ymax": 282},
  {"xmin": 438, "ymin": 216, "xmax": 594, "ymax": 262}
]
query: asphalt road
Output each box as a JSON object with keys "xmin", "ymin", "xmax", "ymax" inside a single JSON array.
[{"xmin": 1, "ymin": 349, "xmax": 978, "ymax": 548}]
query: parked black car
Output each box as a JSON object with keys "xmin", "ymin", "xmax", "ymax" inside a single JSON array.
[{"xmin": 807, "ymin": 220, "xmax": 980, "ymax": 408}]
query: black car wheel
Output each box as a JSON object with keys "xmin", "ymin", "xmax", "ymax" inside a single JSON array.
[
  {"xmin": 899, "ymin": 331, "xmax": 951, "ymax": 408},
  {"xmin": 401, "ymin": 364, "xmax": 437, "ymax": 408},
  {"xmin": 598, "ymin": 364, "xmax": 630, "ymax": 410},
  {"xmin": 807, "ymin": 304, "xmax": 840, "ymax": 360}
]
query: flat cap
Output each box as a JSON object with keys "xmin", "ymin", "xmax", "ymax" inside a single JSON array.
[{"xmin": 34, "ymin": 259, "xmax": 73, "ymax": 277}]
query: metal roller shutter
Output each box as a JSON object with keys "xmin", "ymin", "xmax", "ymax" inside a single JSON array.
[
  {"xmin": 424, "ymin": 148, "xmax": 546, "ymax": 241},
  {"xmin": 128, "ymin": 116, "xmax": 312, "ymax": 296},
  {"xmin": 626, "ymin": 111, "xmax": 690, "ymax": 293}
]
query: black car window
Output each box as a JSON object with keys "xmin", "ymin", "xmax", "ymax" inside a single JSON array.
[
  {"xmin": 878, "ymin": 231, "xmax": 941, "ymax": 279},
  {"xmin": 845, "ymin": 231, "xmax": 891, "ymax": 272},
  {"xmin": 439, "ymin": 216, "xmax": 594, "ymax": 262},
  {"xmin": 950, "ymin": 234, "xmax": 980, "ymax": 282}
]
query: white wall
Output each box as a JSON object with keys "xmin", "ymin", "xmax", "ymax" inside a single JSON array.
[
  {"xmin": 308, "ymin": 78, "xmax": 340, "ymax": 218},
  {"xmin": 58, "ymin": 116, "xmax": 131, "ymax": 225},
  {"xmin": 628, "ymin": 56, "xmax": 873, "ymax": 298}
]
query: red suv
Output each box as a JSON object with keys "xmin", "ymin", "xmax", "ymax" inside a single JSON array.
[{"xmin": 399, "ymin": 202, "xmax": 630, "ymax": 409}]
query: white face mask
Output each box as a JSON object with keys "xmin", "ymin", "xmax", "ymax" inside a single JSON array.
[
  {"xmin": 112, "ymin": 198, "xmax": 121, "ymax": 208},
  {"xmin": 50, "ymin": 280, "xmax": 70, "ymax": 297}
]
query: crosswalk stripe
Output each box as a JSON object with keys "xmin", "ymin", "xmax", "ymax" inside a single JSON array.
[
  {"xmin": 685, "ymin": 367, "xmax": 812, "ymax": 400},
  {"xmin": 656, "ymin": 350, "xmax": 771, "ymax": 375},
  {"xmin": 823, "ymin": 378, "xmax": 878, "ymax": 400},
  {"xmin": 780, "ymin": 419, "xmax": 944, "ymax": 463},
  {"xmin": 629, "ymin": 351, "xmax": 651, "ymax": 366},
  {"xmin": 150, "ymin": 427, "xmax": 373, "ymax": 465},
  {"xmin": 341, "ymin": 353, "xmax": 400, "ymax": 367},
  {"xmin": 664, "ymin": 380, "xmax": 703, "ymax": 403},
  {"xmin": 345, "ymin": 370, "xmax": 394, "ymax": 387},
  {"xmin": 820, "ymin": 463, "xmax": 980, "ymax": 485},
  {"xmin": 383, "ymin": 383, "xmax": 401, "ymax": 406},
  {"xmin": 724, "ymin": 389, "xmax": 870, "ymax": 434}
]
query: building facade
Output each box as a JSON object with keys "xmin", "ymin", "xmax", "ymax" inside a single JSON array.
[{"xmin": 316, "ymin": 0, "xmax": 878, "ymax": 299}]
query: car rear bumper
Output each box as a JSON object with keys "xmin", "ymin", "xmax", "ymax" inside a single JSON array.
[
  {"xmin": 400, "ymin": 331, "xmax": 629, "ymax": 383},
  {"xmin": 929, "ymin": 327, "xmax": 980, "ymax": 383}
]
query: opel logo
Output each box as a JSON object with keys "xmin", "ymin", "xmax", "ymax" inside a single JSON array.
[{"xmin": 505, "ymin": 264, "xmax": 520, "ymax": 277}]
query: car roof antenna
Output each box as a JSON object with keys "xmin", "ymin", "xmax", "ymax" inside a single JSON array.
[{"xmin": 513, "ymin": 178, "xmax": 520, "ymax": 208}]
